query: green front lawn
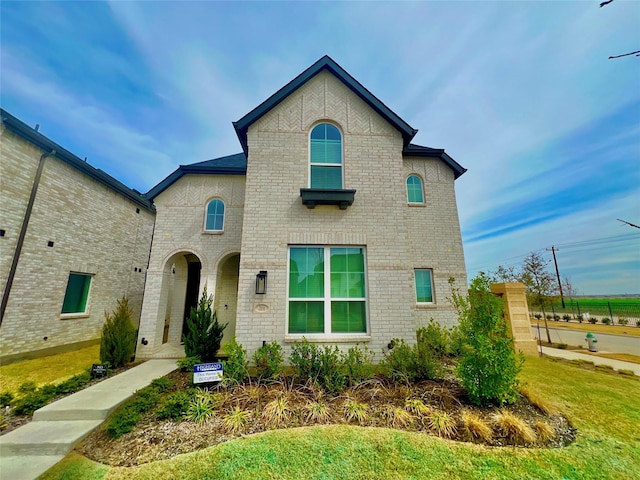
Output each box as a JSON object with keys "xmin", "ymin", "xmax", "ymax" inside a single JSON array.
[{"xmin": 41, "ymin": 356, "xmax": 640, "ymax": 480}]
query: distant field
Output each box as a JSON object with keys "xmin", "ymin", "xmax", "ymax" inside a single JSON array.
[{"xmin": 548, "ymin": 298, "xmax": 640, "ymax": 319}]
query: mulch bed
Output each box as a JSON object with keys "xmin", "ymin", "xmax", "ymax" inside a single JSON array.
[{"xmin": 76, "ymin": 369, "xmax": 576, "ymax": 467}]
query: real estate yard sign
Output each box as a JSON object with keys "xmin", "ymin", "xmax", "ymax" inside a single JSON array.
[{"xmin": 193, "ymin": 362, "xmax": 223, "ymax": 384}]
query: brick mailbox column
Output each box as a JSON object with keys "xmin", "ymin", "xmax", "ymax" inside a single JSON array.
[{"xmin": 490, "ymin": 282, "xmax": 539, "ymax": 357}]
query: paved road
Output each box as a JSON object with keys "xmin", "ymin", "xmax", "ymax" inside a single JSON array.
[{"xmin": 531, "ymin": 326, "xmax": 640, "ymax": 355}]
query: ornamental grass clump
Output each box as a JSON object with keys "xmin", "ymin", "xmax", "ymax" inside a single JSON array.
[
  {"xmin": 460, "ymin": 409, "xmax": 493, "ymax": 443},
  {"xmin": 449, "ymin": 274, "xmax": 523, "ymax": 406},
  {"xmin": 100, "ymin": 296, "xmax": 137, "ymax": 369},
  {"xmin": 492, "ymin": 410, "xmax": 537, "ymax": 445}
]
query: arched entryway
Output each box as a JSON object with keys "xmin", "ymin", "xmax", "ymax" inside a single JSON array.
[
  {"xmin": 214, "ymin": 253, "xmax": 239, "ymax": 346},
  {"xmin": 161, "ymin": 252, "xmax": 202, "ymax": 345}
]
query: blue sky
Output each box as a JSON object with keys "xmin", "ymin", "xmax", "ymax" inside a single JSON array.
[{"xmin": 2, "ymin": 1, "xmax": 639, "ymax": 295}]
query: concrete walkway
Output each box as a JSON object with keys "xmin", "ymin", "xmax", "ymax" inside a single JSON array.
[
  {"xmin": 0, "ymin": 359, "xmax": 177, "ymax": 480},
  {"xmin": 540, "ymin": 346, "xmax": 640, "ymax": 376}
]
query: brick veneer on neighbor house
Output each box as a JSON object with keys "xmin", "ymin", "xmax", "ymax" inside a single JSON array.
[
  {"xmin": 135, "ymin": 56, "xmax": 467, "ymax": 362},
  {"xmin": 0, "ymin": 115, "xmax": 155, "ymax": 362}
]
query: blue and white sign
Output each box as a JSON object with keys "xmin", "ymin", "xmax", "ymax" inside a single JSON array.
[{"xmin": 193, "ymin": 362, "xmax": 223, "ymax": 384}]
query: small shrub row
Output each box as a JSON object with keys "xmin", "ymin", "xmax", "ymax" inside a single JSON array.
[
  {"xmin": 290, "ymin": 341, "xmax": 375, "ymax": 394},
  {"xmin": 104, "ymin": 378, "xmax": 175, "ymax": 438},
  {"xmin": 12, "ymin": 371, "xmax": 92, "ymax": 416}
]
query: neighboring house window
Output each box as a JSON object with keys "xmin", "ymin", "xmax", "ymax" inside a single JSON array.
[
  {"xmin": 288, "ymin": 247, "xmax": 366, "ymax": 334},
  {"xmin": 205, "ymin": 199, "xmax": 225, "ymax": 231},
  {"xmin": 61, "ymin": 273, "xmax": 92, "ymax": 314},
  {"xmin": 310, "ymin": 123, "xmax": 342, "ymax": 189},
  {"xmin": 406, "ymin": 175, "xmax": 424, "ymax": 203},
  {"xmin": 414, "ymin": 269, "xmax": 434, "ymax": 303}
]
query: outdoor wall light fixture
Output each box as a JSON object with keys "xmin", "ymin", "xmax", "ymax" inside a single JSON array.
[{"xmin": 255, "ymin": 271, "xmax": 267, "ymax": 294}]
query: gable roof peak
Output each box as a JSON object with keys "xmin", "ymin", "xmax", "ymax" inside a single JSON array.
[{"xmin": 233, "ymin": 56, "xmax": 418, "ymax": 155}]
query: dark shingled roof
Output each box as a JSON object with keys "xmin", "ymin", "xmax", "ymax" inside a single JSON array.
[
  {"xmin": 145, "ymin": 153, "xmax": 247, "ymax": 200},
  {"xmin": 403, "ymin": 143, "xmax": 467, "ymax": 179},
  {"xmin": 1, "ymin": 108, "xmax": 154, "ymax": 212},
  {"xmin": 233, "ymin": 55, "xmax": 419, "ymax": 155}
]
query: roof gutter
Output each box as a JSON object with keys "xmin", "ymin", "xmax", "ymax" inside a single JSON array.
[{"xmin": 0, "ymin": 149, "xmax": 56, "ymax": 326}]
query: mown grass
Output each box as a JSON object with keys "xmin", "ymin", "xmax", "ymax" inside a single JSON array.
[
  {"xmin": 0, "ymin": 345, "xmax": 99, "ymax": 395},
  {"xmin": 41, "ymin": 355, "xmax": 640, "ymax": 480}
]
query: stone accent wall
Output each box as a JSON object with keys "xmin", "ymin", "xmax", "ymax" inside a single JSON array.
[
  {"xmin": 235, "ymin": 71, "xmax": 467, "ymax": 360},
  {"xmin": 136, "ymin": 174, "xmax": 245, "ymax": 357},
  {"xmin": 0, "ymin": 127, "xmax": 155, "ymax": 361}
]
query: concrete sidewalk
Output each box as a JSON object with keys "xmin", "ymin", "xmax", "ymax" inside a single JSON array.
[
  {"xmin": 0, "ymin": 359, "xmax": 177, "ymax": 480},
  {"xmin": 540, "ymin": 346, "xmax": 640, "ymax": 376}
]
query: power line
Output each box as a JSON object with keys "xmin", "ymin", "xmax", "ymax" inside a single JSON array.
[{"xmin": 467, "ymin": 233, "xmax": 639, "ymax": 271}]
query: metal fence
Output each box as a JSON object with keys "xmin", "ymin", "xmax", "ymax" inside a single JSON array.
[{"xmin": 532, "ymin": 300, "xmax": 640, "ymax": 326}]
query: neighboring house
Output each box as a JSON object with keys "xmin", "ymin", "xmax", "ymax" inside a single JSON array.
[
  {"xmin": 0, "ymin": 109, "xmax": 155, "ymax": 362},
  {"xmin": 136, "ymin": 56, "xmax": 467, "ymax": 361}
]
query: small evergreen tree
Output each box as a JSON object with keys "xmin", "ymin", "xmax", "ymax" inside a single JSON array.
[
  {"xmin": 100, "ymin": 296, "xmax": 137, "ymax": 368},
  {"xmin": 449, "ymin": 275, "xmax": 523, "ymax": 406},
  {"xmin": 183, "ymin": 287, "xmax": 227, "ymax": 362}
]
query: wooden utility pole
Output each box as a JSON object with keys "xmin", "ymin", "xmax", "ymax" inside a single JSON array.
[{"xmin": 549, "ymin": 246, "xmax": 565, "ymax": 308}]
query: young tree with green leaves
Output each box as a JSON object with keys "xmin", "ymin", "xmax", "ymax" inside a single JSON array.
[
  {"xmin": 520, "ymin": 252, "xmax": 557, "ymax": 343},
  {"xmin": 449, "ymin": 275, "xmax": 523, "ymax": 406}
]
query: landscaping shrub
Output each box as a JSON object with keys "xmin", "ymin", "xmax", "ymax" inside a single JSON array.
[
  {"xmin": 553, "ymin": 314, "xmax": 560, "ymax": 321},
  {"xmin": 18, "ymin": 381, "xmax": 37, "ymax": 395},
  {"xmin": 0, "ymin": 392, "xmax": 14, "ymax": 407},
  {"xmin": 156, "ymin": 390, "xmax": 197, "ymax": 420},
  {"xmin": 533, "ymin": 314, "xmax": 542, "ymax": 320},
  {"xmin": 13, "ymin": 389, "xmax": 54, "ymax": 416},
  {"xmin": 183, "ymin": 287, "xmax": 227, "ymax": 362},
  {"xmin": 577, "ymin": 314, "xmax": 584, "ymax": 323},
  {"xmin": 100, "ymin": 296, "xmax": 137, "ymax": 369},
  {"xmin": 105, "ymin": 404, "xmax": 141, "ymax": 438},
  {"xmin": 449, "ymin": 275, "xmax": 523, "ymax": 406},
  {"xmin": 601, "ymin": 317, "xmax": 611, "ymax": 325},
  {"xmin": 316, "ymin": 345, "xmax": 347, "ymax": 394},
  {"xmin": 562, "ymin": 314, "xmax": 571, "ymax": 322},
  {"xmin": 253, "ymin": 341, "xmax": 283, "ymax": 379},
  {"xmin": 55, "ymin": 372, "xmax": 91, "ymax": 394},
  {"xmin": 223, "ymin": 339, "xmax": 248, "ymax": 386},
  {"xmin": 290, "ymin": 340, "xmax": 347, "ymax": 394},
  {"xmin": 150, "ymin": 377, "xmax": 174, "ymax": 393},
  {"xmin": 382, "ymin": 324, "xmax": 447, "ymax": 383},
  {"xmin": 177, "ymin": 356, "xmax": 201, "ymax": 372},
  {"xmin": 344, "ymin": 344, "xmax": 375, "ymax": 385},
  {"xmin": 618, "ymin": 317, "xmax": 628, "ymax": 326},
  {"xmin": 104, "ymin": 384, "xmax": 162, "ymax": 438},
  {"xmin": 381, "ymin": 338, "xmax": 420, "ymax": 383},
  {"xmin": 588, "ymin": 317, "xmax": 598, "ymax": 324},
  {"xmin": 418, "ymin": 318, "xmax": 451, "ymax": 357}
]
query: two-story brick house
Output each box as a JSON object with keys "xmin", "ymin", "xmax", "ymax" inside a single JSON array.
[{"xmin": 136, "ymin": 56, "xmax": 467, "ymax": 361}]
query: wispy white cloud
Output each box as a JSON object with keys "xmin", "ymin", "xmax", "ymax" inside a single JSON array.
[{"xmin": 2, "ymin": 0, "xmax": 638, "ymax": 294}]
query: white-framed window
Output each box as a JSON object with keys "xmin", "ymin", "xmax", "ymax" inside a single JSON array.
[
  {"xmin": 414, "ymin": 268, "xmax": 434, "ymax": 303},
  {"xmin": 204, "ymin": 199, "xmax": 225, "ymax": 232},
  {"xmin": 61, "ymin": 272, "xmax": 92, "ymax": 314},
  {"xmin": 406, "ymin": 175, "xmax": 424, "ymax": 204},
  {"xmin": 288, "ymin": 246, "xmax": 367, "ymax": 334},
  {"xmin": 310, "ymin": 123, "xmax": 343, "ymax": 189}
]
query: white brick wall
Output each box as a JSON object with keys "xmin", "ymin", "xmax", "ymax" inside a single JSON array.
[
  {"xmin": 235, "ymin": 71, "xmax": 467, "ymax": 360},
  {"xmin": 0, "ymin": 127, "xmax": 155, "ymax": 360}
]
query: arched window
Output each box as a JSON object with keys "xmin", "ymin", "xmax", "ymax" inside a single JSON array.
[
  {"xmin": 310, "ymin": 123, "xmax": 342, "ymax": 189},
  {"xmin": 205, "ymin": 199, "xmax": 225, "ymax": 231},
  {"xmin": 406, "ymin": 175, "xmax": 424, "ymax": 204}
]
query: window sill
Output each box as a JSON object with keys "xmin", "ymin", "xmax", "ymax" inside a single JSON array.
[
  {"xmin": 60, "ymin": 313, "xmax": 90, "ymax": 320},
  {"xmin": 284, "ymin": 334, "xmax": 371, "ymax": 343},
  {"xmin": 407, "ymin": 203, "xmax": 426, "ymax": 207},
  {"xmin": 203, "ymin": 230, "xmax": 224, "ymax": 235},
  {"xmin": 415, "ymin": 303, "xmax": 437, "ymax": 310},
  {"xmin": 300, "ymin": 188, "xmax": 356, "ymax": 210}
]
